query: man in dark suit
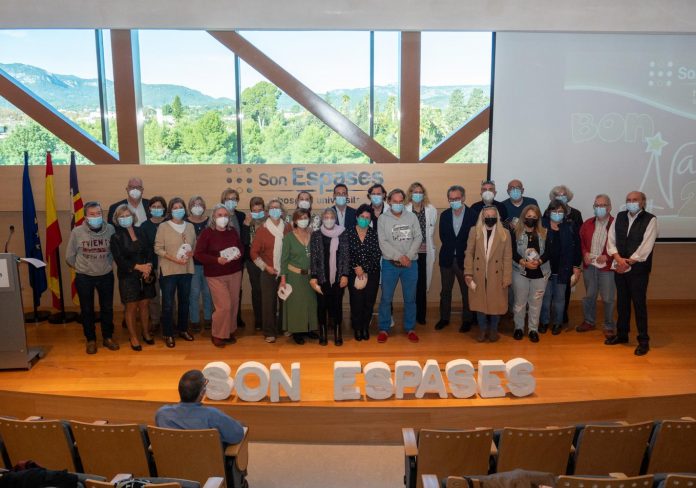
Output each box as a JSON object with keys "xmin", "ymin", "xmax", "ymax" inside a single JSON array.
[
  {"xmin": 605, "ymin": 191, "xmax": 658, "ymax": 356},
  {"xmin": 435, "ymin": 185, "xmax": 478, "ymax": 333},
  {"xmin": 331, "ymin": 183, "xmax": 356, "ymax": 229},
  {"xmin": 107, "ymin": 176, "xmax": 151, "ymax": 227},
  {"xmin": 469, "ymin": 179, "xmax": 508, "ymax": 223}
]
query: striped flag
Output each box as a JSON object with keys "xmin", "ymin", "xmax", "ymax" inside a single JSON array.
[
  {"xmin": 69, "ymin": 152, "xmax": 84, "ymax": 305},
  {"xmin": 45, "ymin": 152, "xmax": 63, "ymax": 310}
]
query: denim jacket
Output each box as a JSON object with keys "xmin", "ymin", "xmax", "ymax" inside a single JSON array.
[{"xmin": 512, "ymin": 231, "xmax": 551, "ymax": 278}]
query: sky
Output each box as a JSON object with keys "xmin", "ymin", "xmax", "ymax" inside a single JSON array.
[{"xmin": 0, "ymin": 29, "xmax": 492, "ymax": 99}]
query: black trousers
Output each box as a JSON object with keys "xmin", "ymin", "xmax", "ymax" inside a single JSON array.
[
  {"xmin": 439, "ymin": 262, "xmax": 473, "ymax": 323},
  {"xmin": 349, "ymin": 269, "xmax": 380, "ymax": 331},
  {"xmin": 317, "ymin": 281, "xmax": 345, "ymax": 327},
  {"xmin": 245, "ymin": 259, "xmax": 263, "ymax": 328},
  {"xmin": 75, "ymin": 271, "xmax": 114, "ymax": 341},
  {"xmin": 615, "ymin": 270, "xmax": 650, "ymax": 344},
  {"xmin": 259, "ymin": 270, "xmax": 280, "ymax": 338},
  {"xmin": 416, "ymin": 253, "xmax": 428, "ymax": 323}
]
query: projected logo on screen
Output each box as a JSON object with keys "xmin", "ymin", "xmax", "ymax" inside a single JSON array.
[{"xmin": 648, "ymin": 61, "xmax": 674, "ymax": 88}]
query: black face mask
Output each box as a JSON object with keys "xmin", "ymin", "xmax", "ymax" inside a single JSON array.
[
  {"xmin": 524, "ymin": 217, "xmax": 538, "ymax": 228},
  {"xmin": 484, "ymin": 217, "xmax": 498, "ymax": 227}
]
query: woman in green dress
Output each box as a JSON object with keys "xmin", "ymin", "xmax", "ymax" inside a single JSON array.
[{"xmin": 280, "ymin": 208, "xmax": 318, "ymax": 344}]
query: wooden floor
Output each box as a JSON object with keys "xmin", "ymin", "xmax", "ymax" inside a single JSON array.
[{"xmin": 1, "ymin": 301, "xmax": 695, "ymax": 443}]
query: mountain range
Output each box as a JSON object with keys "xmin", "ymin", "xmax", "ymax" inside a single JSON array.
[{"xmin": 0, "ymin": 62, "xmax": 489, "ymax": 113}]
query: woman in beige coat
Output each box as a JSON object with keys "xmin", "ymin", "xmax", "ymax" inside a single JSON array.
[{"xmin": 464, "ymin": 206, "xmax": 512, "ymax": 342}]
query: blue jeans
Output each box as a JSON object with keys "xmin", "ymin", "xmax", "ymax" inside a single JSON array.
[
  {"xmin": 379, "ymin": 259, "xmax": 418, "ymax": 332},
  {"xmin": 476, "ymin": 312, "xmax": 500, "ymax": 333},
  {"xmin": 160, "ymin": 273, "xmax": 193, "ymax": 337},
  {"xmin": 582, "ymin": 267, "xmax": 615, "ymax": 330},
  {"xmin": 540, "ymin": 274, "xmax": 567, "ymax": 326},
  {"xmin": 189, "ymin": 264, "xmax": 212, "ymax": 323}
]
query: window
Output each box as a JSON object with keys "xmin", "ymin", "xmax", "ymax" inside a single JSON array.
[{"xmin": 373, "ymin": 31, "xmax": 400, "ymax": 158}]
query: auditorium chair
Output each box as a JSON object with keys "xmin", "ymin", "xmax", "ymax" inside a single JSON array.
[
  {"xmin": 659, "ymin": 474, "xmax": 696, "ymax": 488},
  {"xmin": 85, "ymin": 473, "xmax": 225, "ymax": 488},
  {"xmin": 70, "ymin": 420, "xmax": 154, "ymax": 478},
  {"xmin": 147, "ymin": 426, "xmax": 249, "ymax": 488},
  {"xmin": 572, "ymin": 421, "xmax": 654, "ymax": 475},
  {"xmin": 557, "ymin": 474, "xmax": 654, "ymax": 488},
  {"xmin": 423, "ymin": 469, "xmax": 559, "ymax": 488},
  {"xmin": 402, "ymin": 427, "xmax": 494, "ymax": 488},
  {"xmin": 0, "ymin": 416, "xmax": 81, "ymax": 472},
  {"xmin": 494, "ymin": 426, "xmax": 576, "ymax": 475},
  {"xmin": 645, "ymin": 418, "xmax": 696, "ymax": 474}
]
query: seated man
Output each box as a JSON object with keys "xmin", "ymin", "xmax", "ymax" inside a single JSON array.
[{"xmin": 156, "ymin": 370, "xmax": 245, "ymax": 445}]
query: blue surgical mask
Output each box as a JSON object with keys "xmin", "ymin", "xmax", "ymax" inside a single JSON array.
[
  {"xmin": 391, "ymin": 203, "xmax": 404, "ymax": 214},
  {"xmin": 224, "ymin": 200, "xmax": 238, "ymax": 211},
  {"xmin": 626, "ymin": 202, "xmax": 640, "ymax": 214},
  {"xmin": 251, "ymin": 211, "xmax": 265, "ymax": 220},
  {"xmin": 370, "ymin": 194, "xmax": 383, "ymax": 206},
  {"xmin": 594, "ymin": 207, "xmax": 607, "ymax": 219},
  {"xmin": 150, "ymin": 208, "xmax": 164, "ymax": 218},
  {"xmin": 550, "ymin": 212, "xmax": 565, "ymax": 223},
  {"xmin": 449, "ymin": 200, "xmax": 463, "ymax": 210},
  {"xmin": 269, "ymin": 208, "xmax": 282, "ymax": 220},
  {"xmin": 172, "ymin": 208, "xmax": 186, "ymax": 220},
  {"xmin": 555, "ymin": 195, "xmax": 568, "ymax": 204},
  {"xmin": 411, "ymin": 193, "xmax": 424, "ymax": 203},
  {"xmin": 508, "ymin": 188, "xmax": 522, "ymax": 201},
  {"xmin": 334, "ymin": 196, "xmax": 347, "ymax": 206},
  {"xmin": 118, "ymin": 216, "xmax": 133, "ymax": 228},
  {"xmin": 87, "ymin": 216, "xmax": 103, "ymax": 228}
]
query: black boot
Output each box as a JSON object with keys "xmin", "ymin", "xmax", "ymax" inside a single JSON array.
[
  {"xmin": 319, "ymin": 324, "xmax": 328, "ymax": 346},
  {"xmin": 334, "ymin": 323, "xmax": 343, "ymax": 346},
  {"xmin": 362, "ymin": 327, "xmax": 370, "ymax": 341}
]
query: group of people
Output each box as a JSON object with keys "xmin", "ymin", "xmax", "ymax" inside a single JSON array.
[{"xmin": 65, "ymin": 176, "xmax": 658, "ymax": 356}]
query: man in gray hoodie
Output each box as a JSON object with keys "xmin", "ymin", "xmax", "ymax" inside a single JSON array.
[
  {"xmin": 66, "ymin": 201, "xmax": 118, "ymax": 354},
  {"xmin": 377, "ymin": 188, "xmax": 422, "ymax": 343}
]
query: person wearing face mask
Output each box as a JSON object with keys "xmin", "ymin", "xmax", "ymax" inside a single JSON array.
[
  {"xmin": 280, "ymin": 209, "xmax": 319, "ymax": 344},
  {"xmin": 154, "ymin": 197, "xmax": 197, "ymax": 348},
  {"xmin": 331, "ymin": 184, "xmax": 357, "ymax": 229},
  {"xmin": 436, "ymin": 185, "xmax": 478, "ymax": 333},
  {"xmin": 110, "ymin": 205, "xmax": 156, "ymax": 351},
  {"xmin": 510, "ymin": 205, "xmax": 550, "ymax": 343},
  {"xmin": 186, "ymin": 196, "xmax": 212, "ymax": 333},
  {"xmin": 107, "ymin": 177, "xmax": 150, "ymax": 227},
  {"xmin": 464, "ymin": 206, "xmax": 512, "ymax": 342},
  {"xmin": 221, "ymin": 188, "xmax": 249, "ymax": 329},
  {"xmin": 141, "ymin": 196, "xmax": 167, "ymax": 334},
  {"xmin": 250, "ymin": 199, "xmax": 292, "ymax": 343},
  {"xmin": 377, "ymin": 189, "xmax": 423, "ymax": 343},
  {"xmin": 502, "ymin": 179, "xmax": 539, "ymax": 229},
  {"xmin": 66, "ymin": 201, "xmax": 117, "ymax": 354},
  {"xmin": 194, "ymin": 204, "xmax": 245, "ymax": 348},
  {"xmin": 605, "ymin": 191, "xmax": 658, "ymax": 356},
  {"xmin": 539, "ymin": 200, "xmax": 582, "ymax": 336},
  {"xmin": 405, "ymin": 182, "xmax": 438, "ymax": 325},
  {"xmin": 577, "ymin": 194, "xmax": 616, "ymax": 337},
  {"xmin": 289, "ymin": 191, "xmax": 321, "ymax": 232},
  {"xmin": 469, "ymin": 180, "xmax": 508, "ymax": 223},
  {"xmin": 309, "ymin": 208, "xmax": 350, "ymax": 346},
  {"xmin": 243, "ymin": 196, "xmax": 266, "ymax": 331},
  {"xmin": 367, "ymin": 183, "xmax": 389, "ymax": 230},
  {"xmin": 347, "ymin": 205, "xmax": 381, "ymax": 341}
]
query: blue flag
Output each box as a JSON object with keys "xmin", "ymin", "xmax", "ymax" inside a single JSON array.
[{"xmin": 22, "ymin": 152, "xmax": 48, "ymax": 307}]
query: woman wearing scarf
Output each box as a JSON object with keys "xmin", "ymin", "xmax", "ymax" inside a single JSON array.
[
  {"xmin": 250, "ymin": 198, "xmax": 291, "ymax": 344},
  {"xmin": 309, "ymin": 208, "xmax": 350, "ymax": 346}
]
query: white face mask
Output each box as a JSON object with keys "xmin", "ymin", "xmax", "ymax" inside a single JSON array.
[
  {"xmin": 297, "ymin": 219, "xmax": 310, "ymax": 229},
  {"xmin": 482, "ymin": 190, "xmax": 495, "ymax": 203},
  {"xmin": 191, "ymin": 205, "xmax": 205, "ymax": 216},
  {"xmin": 128, "ymin": 188, "xmax": 142, "ymax": 200},
  {"xmin": 323, "ymin": 218, "xmax": 336, "ymax": 229},
  {"xmin": 298, "ymin": 200, "xmax": 311, "ymax": 210},
  {"xmin": 215, "ymin": 216, "xmax": 229, "ymax": 228}
]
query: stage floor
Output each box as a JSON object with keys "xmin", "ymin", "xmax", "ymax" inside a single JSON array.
[{"xmin": 1, "ymin": 301, "xmax": 695, "ymax": 443}]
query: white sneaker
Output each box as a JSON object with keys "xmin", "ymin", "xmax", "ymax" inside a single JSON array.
[
  {"xmin": 283, "ymin": 330, "xmax": 292, "ymax": 337},
  {"xmin": 390, "ymin": 317, "xmax": 395, "ymax": 329},
  {"xmin": 265, "ymin": 336, "xmax": 276, "ymax": 343}
]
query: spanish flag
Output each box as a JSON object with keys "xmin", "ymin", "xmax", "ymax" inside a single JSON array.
[
  {"xmin": 69, "ymin": 152, "xmax": 83, "ymax": 305},
  {"xmin": 45, "ymin": 152, "xmax": 63, "ymax": 310}
]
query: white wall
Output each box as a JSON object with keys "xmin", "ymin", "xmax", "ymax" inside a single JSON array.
[{"xmin": 1, "ymin": 0, "xmax": 696, "ymax": 32}]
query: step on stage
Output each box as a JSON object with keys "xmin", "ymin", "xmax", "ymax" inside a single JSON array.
[{"xmin": 1, "ymin": 302, "xmax": 695, "ymax": 444}]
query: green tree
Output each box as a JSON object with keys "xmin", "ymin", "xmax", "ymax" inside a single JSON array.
[
  {"xmin": 291, "ymin": 124, "xmax": 327, "ymax": 163},
  {"xmin": 171, "ymin": 95, "xmax": 184, "ymax": 120},
  {"xmin": 241, "ymin": 82, "xmax": 281, "ymax": 129},
  {"xmin": 444, "ymin": 89, "xmax": 467, "ymax": 132},
  {"xmin": 181, "ymin": 111, "xmax": 234, "ymax": 162},
  {"xmin": 0, "ymin": 122, "xmax": 60, "ymax": 165}
]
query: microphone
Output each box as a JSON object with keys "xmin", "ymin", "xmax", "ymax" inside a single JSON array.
[{"xmin": 5, "ymin": 225, "xmax": 14, "ymax": 253}]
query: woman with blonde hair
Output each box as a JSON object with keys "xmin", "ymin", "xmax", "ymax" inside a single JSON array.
[
  {"xmin": 464, "ymin": 206, "xmax": 512, "ymax": 342},
  {"xmin": 510, "ymin": 204, "xmax": 549, "ymax": 343},
  {"xmin": 405, "ymin": 182, "xmax": 437, "ymax": 325}
]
